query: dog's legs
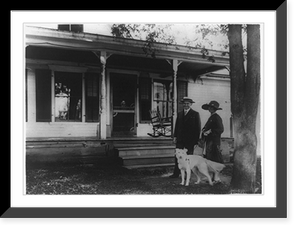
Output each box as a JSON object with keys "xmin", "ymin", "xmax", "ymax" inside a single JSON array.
[
  {"xmin": 192, "ymin": 168, "xmax": 201, "ymax": 184},
  {"xmin": 185, "ymin": 168, "xmax": 191, "ymax": 186},
  {"xmin": 210, "ymin": 172, "xmax": 215, "ymax": 181},
  {"xmin": 213, "ymin": 171, "xmax": 221, "ymax": 183},
  {"xmin": 180, "ymin": 170, "xmax": 185, "ymax": 185},
  {"xmin": 205, "ymin": 174, "xmax": 213, "ymax": 186},
  {"xmin": 198, "ymin": 166, "xmax": 213, "ymax": 186}
]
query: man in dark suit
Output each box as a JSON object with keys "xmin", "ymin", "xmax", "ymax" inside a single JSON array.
[{"xmin": 169, "ymin": 97, "xmax": 201, "ymax": 178}]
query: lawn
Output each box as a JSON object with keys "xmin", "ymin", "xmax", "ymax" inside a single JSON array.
[{"xmin": 26, "ymin": 157, "xmax": 261, "ymax": 195}]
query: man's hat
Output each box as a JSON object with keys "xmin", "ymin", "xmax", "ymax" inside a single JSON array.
[
  {"xmin": 202, "ymin": 100, "xmax": 222, "ymax": 110},
  {"xmin": 181, "ymin": 97, "xmax": 195, "ymax": 103}
]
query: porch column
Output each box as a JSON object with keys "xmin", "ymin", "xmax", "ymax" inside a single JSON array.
[
  {"xmin": 82, "ymin": 73, "xmax": 86, "ymax": 123},
  {"xmin": 99, "ymin": 51, "xmax": 107, "ymax": 139},
  {"xmin": 172, "ymin": 59, "xmax": 178, "ymax": 131},
  {"xmin": 26, "ymin": 68, "xmax": 36, "ymax": 123},
  {"xmin": 51, "ymin": 70, "xmax": 55, "ymax": 122}
]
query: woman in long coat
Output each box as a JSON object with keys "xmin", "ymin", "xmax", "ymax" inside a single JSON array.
[{"xmin": 201, "ymin": 101, "xmax": 224, "ymax": 163}]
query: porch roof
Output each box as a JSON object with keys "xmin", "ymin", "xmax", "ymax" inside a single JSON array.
[{"xmin": 25, "ymin": 26, "xmax": 230, "ymax": 77}]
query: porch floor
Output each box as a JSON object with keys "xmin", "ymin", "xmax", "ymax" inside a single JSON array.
[{"xmin": 26, "ymin": 136, "xmax": 172, "ymax": 142}]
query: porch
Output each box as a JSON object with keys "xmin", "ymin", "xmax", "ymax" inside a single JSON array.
[
  {"xmin": 26, "ymin": 136, "xmax": 233, "ymax": 168},
  {"xmin": 25, "ymin": 26, "xmax": 233, "ymax": 168},
  {"xmin": 26, "ymin": 136, "xmax": 175, "ymax": 168},
  {"xmin": 25, "ymin": 26, "xmax": 230, "ymax": 140}
]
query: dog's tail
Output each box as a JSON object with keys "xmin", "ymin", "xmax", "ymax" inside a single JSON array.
[{"xmin": 205, "ymin": 159, "xmax": 225, "ymax": 172}]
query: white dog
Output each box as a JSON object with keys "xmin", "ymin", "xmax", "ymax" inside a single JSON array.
[{"xmin": 175, "ymin": 148, "xmax": 225, "ymax": 186}]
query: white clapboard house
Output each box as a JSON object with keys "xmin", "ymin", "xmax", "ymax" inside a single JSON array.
[{"xmin": 25, "ymin": 25, "xmax": 234, "ymax": 168}]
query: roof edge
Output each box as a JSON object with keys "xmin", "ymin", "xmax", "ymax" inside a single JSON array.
[{"xmin": 25, "ymin": 26, "xmax": 230, "ymax": 60}]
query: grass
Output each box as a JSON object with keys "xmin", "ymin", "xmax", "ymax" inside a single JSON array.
[{"xmin": 26, "ymin": 157, "xmax": 261, "ymax": 195}]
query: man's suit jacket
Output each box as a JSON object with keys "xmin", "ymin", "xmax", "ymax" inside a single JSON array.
[{"xmin": 174, "ymin": 109, "xmax": 201, "ymax": 147}]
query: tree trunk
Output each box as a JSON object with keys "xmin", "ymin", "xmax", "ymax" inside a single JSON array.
[{"xmin": 228, "ymin": 25, "xmax": 260, "ymax": 193}]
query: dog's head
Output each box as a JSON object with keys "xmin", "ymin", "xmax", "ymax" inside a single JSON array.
[{"xmin": 175, "ymin": 148, "xmax": 188, "ymax": 160}]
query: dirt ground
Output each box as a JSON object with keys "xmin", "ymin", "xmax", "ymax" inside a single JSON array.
[{"xmin": 26, "ymin": 158, "xmax": 261, "ymax": 195}]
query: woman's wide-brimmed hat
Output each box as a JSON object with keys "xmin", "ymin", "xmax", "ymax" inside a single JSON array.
[
  {"xmin": 181, "ymin": 97, "xmax": 195, "ymax": 104},
  {"xmin": 202, "ymin": 100, "xmax": 222, "ymax": 110}
]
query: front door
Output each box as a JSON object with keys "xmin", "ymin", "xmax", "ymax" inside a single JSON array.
[{"xmin": 111, "ymin": 73, "xmax": 137, "ymax": 136}]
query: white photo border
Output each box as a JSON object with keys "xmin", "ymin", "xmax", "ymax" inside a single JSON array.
[{"xmin": 7, "ymin": 5, "xmax": 287, "ymax": 218}]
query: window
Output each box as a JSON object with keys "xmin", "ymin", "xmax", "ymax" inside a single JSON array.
[
  {"xmin": 153, "ymin": 80, "xmax": 173, "ymax": 119},
  {"xmin": 25, "ymin": 69, "xmax": 28, "ymax": 122},
  {"xmin": 177, "ymin": 81, "xmax": 188, "ymax": 112},
  {"xmin": 58, "ymin": 24, "xmax": 84, "ymax": 33},
  {"xmin": 55, "ymin": 72, "xmax": 82, "ymax": 122},
  {"xmin": 36, "ymin": 69, "xmax": 51, "ymax": 122},
  {"xmin": 85, "ymin": 73, "xmax": 99, "ymax": 122},
  {"xmin": 139, "ymin": 77, "xmax": 152, "ymax": 121},
  {"xmin": 139, "ymin": 79, "xmax": 188, "ymax": 121}
]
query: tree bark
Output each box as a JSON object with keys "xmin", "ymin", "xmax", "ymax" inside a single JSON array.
[{"xmin": 228, "ymin": 24, "xmax": 260, "ymax": 193}]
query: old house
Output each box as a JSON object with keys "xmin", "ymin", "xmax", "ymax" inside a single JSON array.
[{"xmin": 25, "ymin": 25, "xmax": 233, "ymax": 167}]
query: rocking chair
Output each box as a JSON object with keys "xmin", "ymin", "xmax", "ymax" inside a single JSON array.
[{"xmin": 147, "ymin": 110, "xmax": 172, "ymax": 137}]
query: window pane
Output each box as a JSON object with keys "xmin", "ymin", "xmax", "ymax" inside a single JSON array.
[
  {"xmin": 36, "ymin": 69, "xmax": 51, "ymax": 122},
  {"xmin": 58, "ymin": 24, "xmax": 70, "ymax": 31},
  {"xmin": 58, "ymin": 24, "xmax": 83, "ymax": 33},
  {"xmin": 139, "ymin": 78, "xmax": 151, "ymax": 121},
  {"xmin": 85, "ymin": 73, "xmax": 99, "ymax": 122},
  {"xmin": 177, "ymin": 81, "xmax": 187, "ymax": 113},
  {"xmin": 154, "ymin": 82, "xmax": 167, "ymax": 101},
  {"xmin": 71, "ymin": 24, "xmax": 84, "ymax": 33},
  {"xmin": 25, "ymin": 69, "xmax": 28, "ymax": 122},
  {"xmin": 55, "ymin": 72, "xmax": 82, "ymax": 122},
  {"xmin": 153, "ymin": 101, "xmax": 172, "ymax": 119},
  {"xmin": 153, "ymin": 80, "xmax": 173, "ymax": 118}
]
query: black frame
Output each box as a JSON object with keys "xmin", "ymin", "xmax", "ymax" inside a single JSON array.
[{"xmin": 6, "ymin": 4, "xmax": 289, "ymax": 218}]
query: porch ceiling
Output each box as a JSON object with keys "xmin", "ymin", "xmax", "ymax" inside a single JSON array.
[
  {"xmin": 26, "ymin": 46, "xmax": 100, "ymax": 65},
  {"xmin": 178, "ymin": 62, "xmax": 226, "ymax": 77},
  {"xmin": 27, "ymin": 46, "xmax": 226, "ymax": 79},
  {"xmin": 107, "ymin": 54, "xmax": 172, "ymax": 74},
  {"xmin": 25, "ymin": 26, "xmax": 229, "ymax": 77},
  {"xmin": 107, "ymin": 54, "xmax": 227, "ymax": 78}
]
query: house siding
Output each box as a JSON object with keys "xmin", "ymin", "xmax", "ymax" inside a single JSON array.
[
  {"xmin": 187, "ymin": 77, "xmax": 231, "ymax": 138},
  {"xmin": 26, "ymin": 122, "xmax": 98, "ymax": 138}
]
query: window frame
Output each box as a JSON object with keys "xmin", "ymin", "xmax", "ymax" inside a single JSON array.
[{"xmin": 139, "ymin": 77, "xmax": 152, "ymax": 123}]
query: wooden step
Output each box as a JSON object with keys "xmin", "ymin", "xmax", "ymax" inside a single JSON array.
[
  {"xmin": 113, "ymin": 138, "xmax": 175, "ymax": 169},
  {"xmin": 118, "ymin": 145, "xmax": 175, "ymax": 157},
  {"xmin": 122, "ymin": 154, "xmax": 175, "ymax": 166},
  {"xmin": 124, "ymin": 163, "xmax": 175, "ymax": 170},
  {"xmin": 109, "ymin": 137, "xmax": 173, "ymax": 147},
  {"xmin": 114, "ymin": 143, "xmax": 172, "ymax": 148}
]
